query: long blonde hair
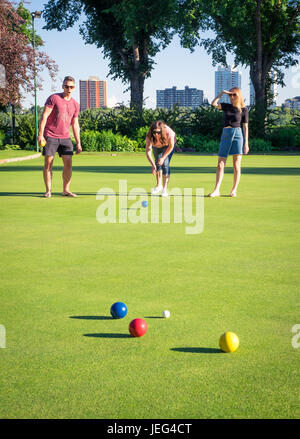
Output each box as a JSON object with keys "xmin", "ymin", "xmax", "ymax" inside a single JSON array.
[{"xmin": 230, "ymin": 87, "xmax": 245, "ymax": 112}]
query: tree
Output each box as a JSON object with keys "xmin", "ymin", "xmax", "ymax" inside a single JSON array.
[
  {"xmin": 0, "ymin": 0, "xmax": 58, "ymax": 107},
  {"xmin": 176, "ymin": 0, "xmax": 300, "ymax": 136},
  {"xmin": 43, "ymin": 0, "xmax": 176, "ymax": 111}
]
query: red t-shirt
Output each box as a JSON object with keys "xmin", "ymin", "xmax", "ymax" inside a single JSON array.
[{"xmin": 44, "ymin": 93, "xmax": 79, "ymax": 139}]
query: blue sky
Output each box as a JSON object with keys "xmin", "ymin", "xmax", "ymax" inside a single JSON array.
[{"xmin": 24, "ymin": 0, "xmax": 300, "ymax": 109}]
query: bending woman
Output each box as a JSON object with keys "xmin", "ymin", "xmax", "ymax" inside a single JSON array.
[
  {"xmin": 145, "ymin": 120, "xmax": 176, "ymax": 197},
  {"xmin": 208, "ymin": 88, "xmax": 249, "ymax": 197}
]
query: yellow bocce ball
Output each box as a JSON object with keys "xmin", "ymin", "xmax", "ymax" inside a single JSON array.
[{"xmin": 219, "ymin": 331, "xmax": 240, "ymax": 353}]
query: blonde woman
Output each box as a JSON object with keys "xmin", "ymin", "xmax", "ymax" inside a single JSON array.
[
  {"xmin": 208, "ymin": 87, "xmax": 249, "ymax": 197},
  {"xmin": 145, "ymin": 120, "xmax": 176, "ymax": 197}
]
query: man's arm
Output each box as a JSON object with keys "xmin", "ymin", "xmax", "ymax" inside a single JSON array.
[
  {"xmin": 71, "ymin": 117, "xmax": 82, "ymax": 154},
  {"xmin": 38, "ymin": 106, "xmax": 53, "ymax": 145}
]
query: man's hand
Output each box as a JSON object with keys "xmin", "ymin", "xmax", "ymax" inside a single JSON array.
[
  {"xmin": 152, "ymin": 164, "xmax": 157, "ymax": 175},
  {"xmin": 38, "ymin": 135, "xmax": 46, "ymax": 147},
  {"xmin": 76, "ymin": 144, "xmax": 82, "ymax": 154},
  {"xmin": 157, "ymin": 157, "xmax": 165, "ymax": 166}
]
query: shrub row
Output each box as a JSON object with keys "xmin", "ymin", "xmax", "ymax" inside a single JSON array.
[
  {"xmin": 80, "ymin": 130, "xmax": 138, "ymax": 152},
  {"xmin": 1, "ymin": 107, "xmax": 300, "ymax": 151},
  {"xmin": 176, "ymin": 135, "xmax": 272, "ymax": 153},
  {"xmin": 266, "ymin": 127, "xmax": 300, "ymax": 149}
]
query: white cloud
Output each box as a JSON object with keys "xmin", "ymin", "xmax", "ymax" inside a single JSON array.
[{"xmin": 107, "ymin": 96, "xmax": 118, "ymax": 108}]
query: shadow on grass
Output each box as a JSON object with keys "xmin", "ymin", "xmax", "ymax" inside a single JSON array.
[
  {"xmin": 144, "ymin": 316, "xmax": 164, "ymax": 319},
  {"xmin": 171, "ymin": 347, "xmax": 223, "ymax": 354},
  {"xmin": 84, "ymin": 333, "xmax": 131, "ymax": 339},
  {"xmin": 0, "ymin": 192, "xmax": 47, "ymax": 197},
  {"xmin": 0, "ymin": 165, "xmax": 299, "ymax": 176},
  {"xmin": 0, "ymin": 192, "xmax": 84, "ymax": 197},
  {"xmin": 70, "ymin": 316, "xmax": 112, "ymax": 320},
  {"xmin": 0, "ymin": 191, "xmax": 206, "ymax": 198}
]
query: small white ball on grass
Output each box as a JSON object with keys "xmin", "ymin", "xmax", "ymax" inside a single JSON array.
[{"xmin": 162, "ymin": 310, "xmax": 170, "ymax": 318}]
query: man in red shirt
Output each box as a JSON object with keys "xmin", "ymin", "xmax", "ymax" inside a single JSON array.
[{"xmin": 38, "ymin": 76, "xmax": 82, "ymax": 198}]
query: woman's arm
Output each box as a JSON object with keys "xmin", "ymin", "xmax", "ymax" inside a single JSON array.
[
  {"xmin": 145, "ymin": 137, "xmax": 157, "ymax": 175},
  {"xmin": 211, "ymin": 90, "xmax": 231, "ymax": 109},
  {"xmin": 157, "ymin": 139, "xmax": 174, "ymax": 166},
  {"xmin": 243, "ymin": 123, "xmax": 249, "ymax": 154}
]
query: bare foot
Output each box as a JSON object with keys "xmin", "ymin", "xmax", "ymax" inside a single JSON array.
[
  {"xmin": 44, "ymin": 192, "xmax": 51, "ymax": 198},
  {"xmin": 208, "ymin": 190, "xmax": 220, "ymax": 197},
  {"xmin": 62, "ymin": 192, "xmax": 77, "ymax": 197}
]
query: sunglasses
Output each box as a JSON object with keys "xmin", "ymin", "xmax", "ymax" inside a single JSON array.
[
  {"xmin": 230, "ymin": 93, "xmax": 237, "ymax": 97},
  {"xmin": 64, "ymin": 85, "xmax": 75, "ymax": 89},
  {"xmin": 153, "ymin": 130, "xmax": 161, "ymax": 134}
]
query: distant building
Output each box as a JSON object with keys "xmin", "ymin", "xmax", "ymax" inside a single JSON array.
[
  {"xmin": 215, "ymin": 66, "xmax": 241, "ymax": 103},
  {"xmin": 249, "ymin": 70, "xmax": 278, "ymax": 108},
  {"xmin": 156, "ymin": 86, "xmax": 204, "ymax": 109},
  {"xmin": 79, "ymin": 76, "xmax": 107, "ymax": 111},
  {"xmin": 283, "ymin": 96, "xmax": 300, "ymax": 110}
]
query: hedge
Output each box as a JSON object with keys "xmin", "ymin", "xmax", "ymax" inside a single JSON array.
[{"xmin": 80, "ymin": 130, "xmax": 138, "ymax": 152}]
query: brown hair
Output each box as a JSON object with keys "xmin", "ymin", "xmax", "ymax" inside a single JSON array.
[
  {"xmin": 230, "ymin": 87, "xmax": 245, "ymax": 112},
  {"xmin": 146, "ymin": 120, "xmax": 167, "ymax": 145},
  {"xmin": 63, "ymin": 76, "xmax": 75, "ymax": 84}
]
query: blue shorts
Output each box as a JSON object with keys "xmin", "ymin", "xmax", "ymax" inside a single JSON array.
[
  {"xmin": 153, "ymin": 144, "xmax": 175, "ymax": 175},
  {"xmin": 218, "ymin": 128, "xmax": 243, "ymax": 158}
]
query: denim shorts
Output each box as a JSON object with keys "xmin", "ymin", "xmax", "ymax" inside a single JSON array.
[
  {"xmin": 218, "ymin": 128, "xmax": 243, "ymax": 158},
  {"xmin": 152, "ymin": 144, "xmax": 175, "ymax": 175}
]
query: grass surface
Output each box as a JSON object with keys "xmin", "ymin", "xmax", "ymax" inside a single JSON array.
[
  {"xmin": 0, "ymin": 150, "xmax": 40, "ymax": 160},
  {"xmin": 0, "ymin": 152, "xmax": 299, "ymax": 419}
]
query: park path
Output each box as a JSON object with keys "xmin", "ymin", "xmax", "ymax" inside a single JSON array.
[{"xmin": 0, "ymin": 153, "xmax": 41, "ymax": 165}]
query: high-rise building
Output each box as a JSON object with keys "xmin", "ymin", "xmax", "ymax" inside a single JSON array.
[
  {"xmin": 283, "ymin": 96, "xmax": 300, "ymax": 110},
  {"xmin": 156, "ymin": 86, "xmax": 204, "ymax": 109},
  {"xmin": 79, "ymin": 76, "xmax": 107, "ymax": 111},
  {"xmin": 249, "ymin": 70, "xmax": 278, "ymax": 108},
  {"xmin": 215, "ymin": 66, "xmax": 241, "ymax": 103}
]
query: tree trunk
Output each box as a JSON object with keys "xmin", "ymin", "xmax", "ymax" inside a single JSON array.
[
  {"xmin": 129, "ymin": 72, "xmax": 145, "ymax": 111},
  {"xmin": 251, "ymin": 0, "xmax": 267, "ymax": 137},
  {"xmin": 129, "ymin": 41, "xmax": 146, "ymax": 111},
  {"xmin": 11, "ymin": 103, "xmax": 16, "ymax": 144},
  {"xmin": 250, "ymin": 62, "xmax": 267, "ymax": 138}
]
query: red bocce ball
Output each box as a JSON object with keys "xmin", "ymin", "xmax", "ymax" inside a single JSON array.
[{"xmin": 129, "ymin": 318, "xmax": 148, "ymax": 337}]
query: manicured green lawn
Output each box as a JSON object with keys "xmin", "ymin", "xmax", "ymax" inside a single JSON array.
[
  {"xmin": 0, "ymin": 152, "xmax": 299, "ymax": 419},
  {"xmin": 0, "ymin": 150, "xmax": 40, "ymax": 160}
]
